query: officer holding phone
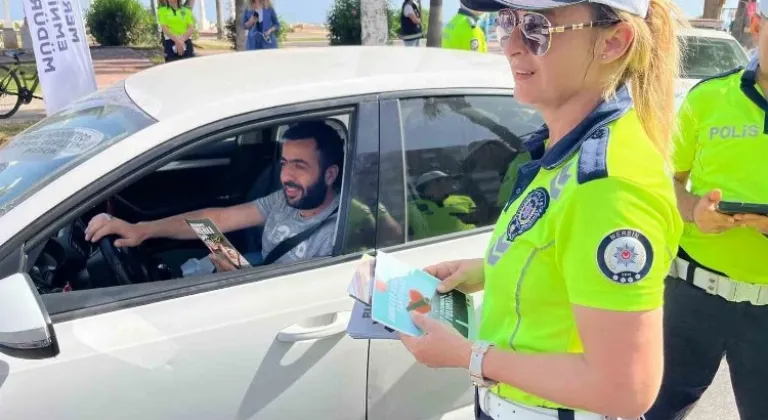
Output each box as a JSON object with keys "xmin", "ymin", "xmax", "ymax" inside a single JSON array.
[{"xmin": 644, "ymin": 3, "xmax": 768, "ymax": 419}]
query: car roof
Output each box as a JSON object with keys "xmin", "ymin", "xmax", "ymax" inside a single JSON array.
[
  {"xmin": 678, "ymin": 27, "xmax": 738, "ymax": 40},
  {"xmin": 124, "ymin": 46, "xmax": 515, "ymax": 121}
]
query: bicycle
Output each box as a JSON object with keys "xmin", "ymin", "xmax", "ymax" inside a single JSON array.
[{"xmin": 0, "ymin": 49, "xmax": 43, "ymax": 119}]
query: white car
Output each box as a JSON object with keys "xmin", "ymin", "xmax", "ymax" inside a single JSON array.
[
  {"xmin": 0, "ymin": 47, "xmax": 544, "ymax": 419},
  {"xmin": 675, "ymin": 27, "xmax": 750, "ymax": 108}
]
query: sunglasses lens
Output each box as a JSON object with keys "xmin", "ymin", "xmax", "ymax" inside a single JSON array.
[
  {"xmin": 496, "ymin": 10, "xmax": 551, "ymax": 56},
  {"xmin": 521, "ymin": 13, "xmax": 550, "ymax": 56}
]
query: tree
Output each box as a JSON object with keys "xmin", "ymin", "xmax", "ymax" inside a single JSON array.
[
  {"xmin": 361, "ymin": 0, "xmax": 388, "ymax": 44},
  {"xmin": 216, "ymin": 0, "xmax": 225, "ymax": 39},
  {"xmin": 731, "ymin": 0, "xmax": 753, "ymax": 47},
  {"xmin": 426, "ymin": 0, "xmax": 442, "ymax": 47},
  {"xmin": 235, "ymin": 0, "xmax": 246, "ymax": 50},
  {"xmin": 702, "ymin": 0, "xmax": 725, "ymax": 19}
]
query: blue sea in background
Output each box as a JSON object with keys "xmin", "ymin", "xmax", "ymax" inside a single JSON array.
[{"xmin": 7, "ymin": 0, "xmax": 720, "ymax": 26}]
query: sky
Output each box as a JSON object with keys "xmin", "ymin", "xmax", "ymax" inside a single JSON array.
[{"xmin": 7, "ymin": 0, "xmax": 738, "ymax": 27}]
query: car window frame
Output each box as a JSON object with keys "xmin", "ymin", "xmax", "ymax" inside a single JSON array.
[
  {"xmin": 378, "ymin": 87, "xmax": 524, "ymax": 250},
  {"xmin": 10, "ymin": 94, "xmax": 380, "ymax": 323}
]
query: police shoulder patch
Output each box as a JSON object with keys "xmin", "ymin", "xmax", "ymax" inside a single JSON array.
[
  {"xmin": 470, "ymin": 39, "xmax": 479, "ymax": 51},
  {"xmin": 506, "ymin": 187, "xmax": 549, "ymax": 242},
  {"xmin": 596, "ymin": 229, "xmax": 653, "ymax": 284}
]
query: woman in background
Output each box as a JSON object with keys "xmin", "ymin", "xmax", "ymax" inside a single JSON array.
[{"xmin": 242, "ymin": 0, "xmax": 280, "ymax": 50}]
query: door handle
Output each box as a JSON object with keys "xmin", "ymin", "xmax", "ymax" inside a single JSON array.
[{"xmin": 276, "ymin": 311, "xmax": 351, "ymax": 343}]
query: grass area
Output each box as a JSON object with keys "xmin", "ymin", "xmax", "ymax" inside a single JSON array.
[
  {"xmin": 0, "ymin": 120, "xmax": 37, "ymax": 144},
  {"xmin": 284, "ymin": 37, "xmax": 328, "ymax": 43},
  {"xmin": 148, "ymin": 54, "xmax": 165, "ymax": 65},
  {"xmin": 193, "ymin": 39, "xmax": 233, "ymax": 50}
]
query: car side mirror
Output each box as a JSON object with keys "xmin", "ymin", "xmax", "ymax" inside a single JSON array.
[{"xmin": 0, "ymin": 273, "xmax": 59, "ymax": 359}]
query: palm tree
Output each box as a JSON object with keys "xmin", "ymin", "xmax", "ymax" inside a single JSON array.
[
  {"xmin": 215, "ymin": 0, "xmax": 224, "ymax": 39},
  {"xmin": 361, "ymin": 0, "xmax": 388, "ymax": 45},
  {"xmin": 234, "ymin": 0, "xmax": 246, "ymax": 50},
  {"xmin": 702, "ymin": 0, "xmax": 725, "ymax": 19},
  {"xmin": 426, "ymin": 0, "xmax": 442, "ymax": 47}
]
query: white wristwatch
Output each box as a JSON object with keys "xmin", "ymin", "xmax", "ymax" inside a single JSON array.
[{"xmin": 469, "ymin": 341, "xmax": 498, "ymax": 387}]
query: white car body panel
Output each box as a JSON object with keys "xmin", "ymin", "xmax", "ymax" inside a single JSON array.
[{"xmin": 0, "ymin": 260, "xmax": 368, "ymax": 419}]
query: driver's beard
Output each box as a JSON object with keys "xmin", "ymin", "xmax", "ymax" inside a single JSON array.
[{"xmin": 284, "ymin": 178, "xmax": 328, "ymax": 210}]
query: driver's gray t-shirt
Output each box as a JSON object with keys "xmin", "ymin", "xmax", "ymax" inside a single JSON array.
[{"xmin": 254, "ymin": 191, "xmax": 339, "ymax": 264}]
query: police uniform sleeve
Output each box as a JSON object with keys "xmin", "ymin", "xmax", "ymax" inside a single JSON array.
[
  {"xmin": 186, "ymin": 7, "xmax": 196, "ymax": 26},
  {"xmin": 671, "ymin": 97, "xmax": 699, "ymax": 173},
  {"xmin": 156, "ymin": 8, "xmax": 168, "ymax": 27},
  {"xmin": 555, "ymin": 177, "xmax": 676, "ymax": 312}
]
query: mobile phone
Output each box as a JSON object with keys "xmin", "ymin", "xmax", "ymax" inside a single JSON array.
[{"xmin": 715, "ymin": 201, "xmax": 768, "ymax": 216}]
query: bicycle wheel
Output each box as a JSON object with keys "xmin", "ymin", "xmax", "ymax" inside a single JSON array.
[{"xmin": 0, "ymin": 66, "xmax": 23, "ymax": 119}]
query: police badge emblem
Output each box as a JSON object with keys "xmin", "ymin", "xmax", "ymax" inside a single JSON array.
[
  {"xmin": 597, "ymin": 229, "xmax": 654, "ymax": 284},
  {"xmin": 506, "ymin": 187, "xmax": 549, "ymax": 242}
]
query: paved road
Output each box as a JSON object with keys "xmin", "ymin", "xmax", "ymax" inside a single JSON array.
[{"xmin": 688, "ymin": 359, "xmax": 738, "ymax": 420}]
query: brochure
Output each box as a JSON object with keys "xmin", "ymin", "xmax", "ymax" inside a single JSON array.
[
  {"xmin": 346, "ymin": 299, "xmax": 399, "ymax": 340},
  {"xmin": 368, "ymin": 251, "xmax": 475, "ymax": 339},
  {"xmin": 185, "ymin": 218, "xmax": 251, "ymax": 269},
  {"xmin": 347, "ymin": 253, "xmax": 376, "ymax": 304}
]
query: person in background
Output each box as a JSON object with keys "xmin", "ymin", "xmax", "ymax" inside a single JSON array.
[
  {"xmin": 442, "ymin": 5, "xmax": 488, "ymax": 52},
  {"xmin": 644, "ymin": 2, "xmax": 768, "ymax": 420},
  {"xmin": 398, "ymin": 1, "xmax": 686, "ymax": 420},
  {"xmin": 400, "ymin": 0, "xmax": 424, "ymax": 47},
  {"xmin": 157, "ymin": 0, "xmax": 196, "ymax": 62},
  {"xmin": 407, "ymin": 171, "xmax": 477, "ymax": 240},
  {"xmin": 242, "ymin": 0, "xmax": 280, "ymax": 50}
]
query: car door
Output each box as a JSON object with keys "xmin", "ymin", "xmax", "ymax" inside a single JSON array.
[
  {"xmin": 0, "ymin": 100, "xmax": 380, "ymax": 420},
  {"xmin": 367, "ymin": 92, "xmax": 544, "ymax": 420}
]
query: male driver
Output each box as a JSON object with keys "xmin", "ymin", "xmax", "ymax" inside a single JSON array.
[{"xmin": 84, "ymin": 120, "xmax": 344, "ymax": 273}]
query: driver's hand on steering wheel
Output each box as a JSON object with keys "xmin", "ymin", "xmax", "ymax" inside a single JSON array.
[{"xmin": 85, "ymin": 213, "xmax": 147, "ymax": 247}]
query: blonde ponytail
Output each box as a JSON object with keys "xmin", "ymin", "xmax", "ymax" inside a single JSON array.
[{"xmin": 598, "ymin": 0, "xmax": 688, "ymax": 161}]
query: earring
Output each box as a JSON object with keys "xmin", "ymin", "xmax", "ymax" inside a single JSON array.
[{"xmin": 601, "ymin": 54, "xmax": 608, "ymax": 60}]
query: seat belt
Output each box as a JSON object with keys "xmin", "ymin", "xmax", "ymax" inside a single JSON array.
[{"xmin": 262, "ymin": 208, "xmax": 339, "ymax": 265}]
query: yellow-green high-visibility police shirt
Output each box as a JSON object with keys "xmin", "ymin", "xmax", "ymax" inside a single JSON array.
[
  {"xmin": 674, "ymin": 58, "xmax": 768, "ymax": 284},
  {"xmin": 408, "ymin": 195, "xmax": 477, "ymax": 240},
  {"xmin": 480, "ymin": 85, "xmax": 683, "ymax": 409},
  {"xmin": 157, "ymin": 6, "xmax": 195, "ymax": 37},
  {"xmin": 442, "ymin": 8, "xmax": 488, "ymax": 53}
]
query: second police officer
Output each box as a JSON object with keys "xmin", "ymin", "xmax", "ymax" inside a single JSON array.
[{"xmin": 645, "ymin": 2, "xmax": 768, "ymax": 420}]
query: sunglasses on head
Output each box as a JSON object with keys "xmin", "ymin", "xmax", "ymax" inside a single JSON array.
[{"xmin": 495, "ymin": 9, "xmax": 620, "ymax": 56}]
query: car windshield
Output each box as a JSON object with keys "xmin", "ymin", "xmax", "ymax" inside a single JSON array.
[
  {"xmin": 0, "ymin": 82, "xmax": 155, "ymax": 216},
  {"xmin": 680, "ymin": 35, "xmax": 749, "ymax": 79}
]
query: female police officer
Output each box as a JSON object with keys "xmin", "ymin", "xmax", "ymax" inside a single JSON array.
[{"xmin": 398, "ymin": 0, "xmax": 685, "ymax": 419}]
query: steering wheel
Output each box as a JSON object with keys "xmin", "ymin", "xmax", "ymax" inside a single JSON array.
[{"xmin": 98, "ymin": 235, "xmax": 152, "ymax": 286}]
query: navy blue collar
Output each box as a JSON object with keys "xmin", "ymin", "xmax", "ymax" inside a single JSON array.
[
  {"xmin": 523, "ymin": 84, "xmax": 633, "ymax": 170},
  {"xmin": 740, "ymin": 56, "xmax": 768, "ymax": 134},
  {"xmin": 458, "ymin": 8, "xmax": 478, "ymax": 24}
]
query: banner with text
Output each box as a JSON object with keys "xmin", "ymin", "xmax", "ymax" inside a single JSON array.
[{"xmin": 21, "ymin": 0, "xmax": 97, "ymax": 116}]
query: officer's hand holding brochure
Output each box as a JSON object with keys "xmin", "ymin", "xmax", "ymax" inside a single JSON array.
[
  {"xmin": 345, "ymin": 251, "xmax": 476, "ymax": 340},
  {"xmin": 185, "ymin": 218, "xmax": 251, "ymax": 269}
]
